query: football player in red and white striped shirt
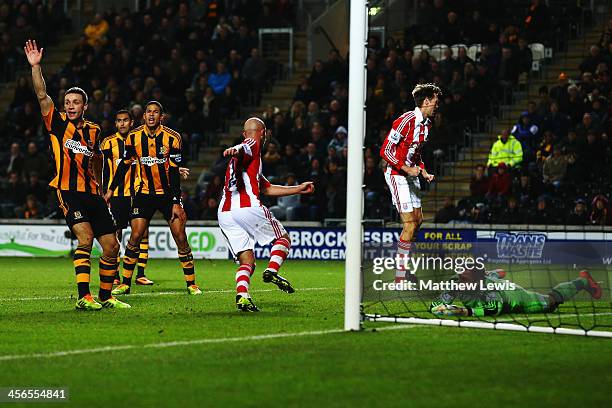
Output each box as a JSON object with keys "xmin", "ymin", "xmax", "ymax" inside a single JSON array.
[
  {"xmin": 218, "ymin": 117, "xmax": 315, "ymax": 311},
  {"xmin": 380, "ymin": 83, "xmax": 441, "ymax": 284}
]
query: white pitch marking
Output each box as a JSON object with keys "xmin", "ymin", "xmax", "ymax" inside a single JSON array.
[{"xmin": 0, "ymin": 324, "xmax": 416, "ymax": 362}]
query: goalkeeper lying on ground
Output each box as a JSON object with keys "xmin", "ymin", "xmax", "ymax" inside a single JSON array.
[{"xmin": 430, "ymin": 268, "xmax": 602, "ymax": 317}]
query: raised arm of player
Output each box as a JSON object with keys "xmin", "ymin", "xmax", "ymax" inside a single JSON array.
[{"xmin": 24, "ymin": 39, "xmax": 52, "ymax": 116}]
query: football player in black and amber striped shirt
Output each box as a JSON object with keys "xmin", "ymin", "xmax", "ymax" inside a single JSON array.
[
  {"xmin": 100, "ymin": 110, "xmax": 155, "ymax": 286},
  {"xmin": 105, "ymin": 101, "xmax": 201, "ymax": 296},
  {"xmin": 25, "ymin": 39, "xmax": 129, "ymax": 310}
]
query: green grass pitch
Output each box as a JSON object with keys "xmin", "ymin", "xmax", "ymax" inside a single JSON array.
[{"xmin": 0, "ymin": 258, "xmax": 611, "ymax": 407}]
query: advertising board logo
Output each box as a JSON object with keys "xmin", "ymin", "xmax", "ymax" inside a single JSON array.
[{"xmin": 494, "ymin": 232, "xmax": 546, "ymax": 259}]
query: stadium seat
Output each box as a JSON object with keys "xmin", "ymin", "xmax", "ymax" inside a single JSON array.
[
  {"xmin": 412, "ymin": 44, "xmax": 430, "ymax": 55},
  {"xmin": 529, "ymin": 43, "xmax": 546, "ymax": 62},
  {"xmin": 450, "ymin": 43, "xmax": 468, "ymax": 58},
  {"xmin": 430, "ymin": 44, "xmax": 449, "ymax": 61},
  {"xmin": 467, "ymin": 44, "xmax": 481, "ymax": 61}
]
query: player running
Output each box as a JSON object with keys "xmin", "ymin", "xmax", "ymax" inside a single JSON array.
[
  {"xmin": 25, "ymin": 39, "xmax": 129, "ymax": 310},
  {"xmin": 380, "ymin": 83, "xmax": 441, "ymax": 284},
  {"xmin": 100, "ymin": 110, "xmax": 190, "ymax": 286},
  {"xmin": 104, "ymin": 101, "xmax": 201, "ymax": 296},
  {"xmin": 430, "ymin": 267, "xmax": 602, "ymax": 317},
  {"xmin": 218, "ymin": 117, "xmax": 314, "ymax": 312}
]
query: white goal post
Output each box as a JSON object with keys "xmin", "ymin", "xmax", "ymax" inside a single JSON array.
[{"xmin": 344, "ymin": 0, "xmax": 368, "ymax": 331}]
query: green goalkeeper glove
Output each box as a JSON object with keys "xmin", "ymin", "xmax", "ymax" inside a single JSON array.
[{"xmin": 431, "ymin": 304, "xmax": 470, "ymax": 317}]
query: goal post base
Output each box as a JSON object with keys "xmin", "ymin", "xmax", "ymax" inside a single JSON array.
[{"xmin": 363, "ymin": 314, "xmax": 612, "ymax": 338}]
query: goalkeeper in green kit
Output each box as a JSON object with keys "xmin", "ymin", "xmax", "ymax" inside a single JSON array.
[{"xmin": 430, "ymin": 268, "xmax": 602, "ymax": 317}]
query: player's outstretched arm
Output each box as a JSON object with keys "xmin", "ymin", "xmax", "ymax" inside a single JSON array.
[
  {"xmin": 24, "ymin": 39, "xmax": 52, "ymax": 116},
  {"xmin": 262, "ymin": 181, "xmax": 315, "ymax": 197}
]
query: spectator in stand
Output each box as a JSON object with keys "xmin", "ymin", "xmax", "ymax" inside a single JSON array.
[
  {"xmin": 18, "ymin": 194, "xmax": 42, "ymax": 219},
  {"xmin": 549, "ymin": 72, "xmax": 569, "ymax": 111},
  {"xmin": 511, "ymin": 111, "xmax": 540, "ymax": 159},
  {"xmin": 487, "ymin": 128, "xmax": 523, "ymax": 171},
  {"xmin": 323, "ymin": 160, "xmax": 346, "ymax": 218},
  {"xmin": 516, "ymin": 38, "xmax": 533, "ymax": 77},
  {"xmin": 580, "ymin": 45, "xmax": 606, "ymax": 74},
  {"xmin": 363, "ymin": 156, "xmax": 385, "ymax": 218},
  {"xmin": 202, "ymin": 86, "xmax": 220, "ymax": 132},
  {"xmin": 84, "ymin": 13, "xmax": 108, "ymax": 47},
  {"xmin": 4, "ymin": 143, "xmax": 24, "ymax": 178},
  {"xmin": 23, "ymin": 142, "xmax": 48, "ymax": 180},
  {"xmin": 515, "ymin": 173, "xmax": 540, "ymax": 207},
  {"xmin": 262, "ymin": 141, "xmax": 282, "ymax": 178},
  {"xmin": 566, "ymin": 198, "xmax": 589, "ymax": 225},
  {"xmin": 209, "ymin": 62, "xmax": 231, "ymax": 95},
  {"xmin": 542, "ymin": 101, "xmax": 570, "ymax": 139},
  {"xmin": 566, "ymin": 84, "xmax": 586, "ymax": 123},
  {"xmin": 542, "ymin": 146, "xmax": 567, "ymax": 188},
  {"xmin": 470, "ymin": 164, "xmax": 490, "ymax": 201},
  {"xmin": 269, "ymin": 173, "xmax": 304, "ymax": 221},
  {"xmin": 200, "ymin": 197, "xmax": 218, "ymax": 220},
  {"xmin": 309, "ymin": 60, "xmax": 330, "ymax": 102},
  {"xmin": 468, "ymin": 202, "xmax": 490, "ymax": 224},
  {"xmin": 25, "ymin": 172, "xmax": 48, "ymax": 205},
  {"xmin": 527, "ymin": 195, "xmax": 556, "ymax": 224},
  {"xmin": 434, "ymin": 196, "xmax": 459, "ymax": 223},
  {"xmin": 498, "ymin": 196, "xmax": 524, "ymax": 224},
  {"xmin": 590, "ymin": 195, "xmax": 610, "ymax": 226},
  {"xmin": 309, "ymin": 122, "xmax": 329, "ymax": 158},
  {"xmin": 242, "ymin": 47, "xmax": 266, "ymax": 105},
  {"xmin": 486, "ymin": 162, "xmax": 512, "ymax": 202},
  {"xmin": 535, "ymin": 130, "xmax": 555, "ymax": 163},
  {"xmin": 328, "ymin": 126, "xmax": 347, "ymax": 154},
  {"xmin": 3, "ymin": 171, "xmax": 25, "ymax": 207},
  {"xmin": 575, "ymin": 113, "xmax": 602, "ymax": 139}
]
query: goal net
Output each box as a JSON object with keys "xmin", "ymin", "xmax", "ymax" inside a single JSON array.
[{"xmin": 360, "ymin": 228, "xmax": 612, "ymax": 337}]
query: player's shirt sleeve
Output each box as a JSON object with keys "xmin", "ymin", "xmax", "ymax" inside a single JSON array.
[
  {"xmin": 260, "ymin": 174, "xmax": 272, "ymax": 191},
  {"xmin": 169, "ymin": 135, "xmax": 182, "ymax": 167},
  {"xmin": 379, "ymin": 126, "xmax": 404, "ymax": 172},
  {"xmin": 42, "ymin": 101, "xmax": 66, "ymax": 132},
  {"xmin": 109, "ymin": 133, "xmax": 136, "ymax": 192},
  {"xmin": 168, "ymin": 135, "xmax": 182, "ymax": 204},
  {"xmin": 238, "ymin": 138, "xmax": 259, "ymax": 165}
]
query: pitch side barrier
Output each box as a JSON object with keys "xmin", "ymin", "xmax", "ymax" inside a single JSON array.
[{"xmin": 0, "ymin": 220, "xmax": 610, "ymax": 261}]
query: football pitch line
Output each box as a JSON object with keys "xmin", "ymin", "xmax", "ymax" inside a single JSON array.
[
  {"xmin": 0, "ymin": 287, "xmax": 343, "ymax": 302},
  {"xmin": 0, "ymin": 325, "xmax": 417, "ymax": 362},
  {"xmin": 496, "ymin": 312, "xmax": 612, "ymax": 322}
]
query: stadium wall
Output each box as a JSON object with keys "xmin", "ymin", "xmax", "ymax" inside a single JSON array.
[{"xmin": 0, "ymin": 220, "xmax": 610, "ymax": 260}]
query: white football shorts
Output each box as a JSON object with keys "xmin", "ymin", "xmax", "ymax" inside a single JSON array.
[
  {"xmin": 218, "ymin": 205, "xmax": 287, "ymax": 256},
  {"xmin": 384, "ymin": 172, "xmax": 422, "ymax": 213}
]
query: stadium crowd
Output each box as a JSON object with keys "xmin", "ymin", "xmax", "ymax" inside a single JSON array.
[
  {"xmin": 0, "ymin": 0, "xmax": 609, "ymax": 225},
  {"xmin": 0, "ymin": 0, "xmax": 293, "ymax": 219},
  {"xmin": 436, "ymin": 16, "xmax": 612, "ymax": 225}
]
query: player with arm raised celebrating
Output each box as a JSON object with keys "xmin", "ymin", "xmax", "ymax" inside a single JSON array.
[
  {"xmin": 105, "ymin": 101, "xmax": 201, "ymax": 296},
  {"xmin": 380, "ymin": 83, "xmax": 441, "ymax": 284},
  {"xmin": 218, "ymin": 117, "xmax": 314, "ymax": 312},
  {"xmin": 24, "ymin": 39, "xmax": 128, "ymax": 310}
]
